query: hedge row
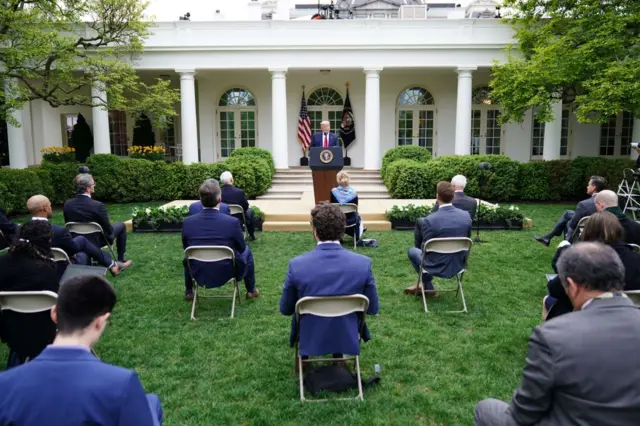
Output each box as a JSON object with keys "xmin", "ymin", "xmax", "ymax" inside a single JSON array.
[
  {"xmin": 381, "ymin": 147, "xmax": 634, "ymax": 201},
  {"xmin": 0, "ymin": 148, "xmax": 274, "ymax": 215}
]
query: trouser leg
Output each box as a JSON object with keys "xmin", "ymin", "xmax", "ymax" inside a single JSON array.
[
  {"xmin": 183, "ymin": 259, "xmax": 193, "ymax": 294},
  {"xmin": 547, "ymin": 210, "xmax": 574, "ymax": 239},
  {"xmin": 474, "ymin": 398, "xmax": 517, "ymax": 426},
  {"xmin": 245, "ymin": 209, "xmax": 255, "ymax": 239},
  {"xmin": 111, "ymin": 222, "xmax": 127, "ymax": 262},
  {"xmin": 240, "ymin": 247, "xmax": 256, "ymax": 292},
  {"xmin": 146, "ymin": 393, "xmax": 164, "ymax": 425},
  {"xmin": 73, "ymin": 236, "xmax": 113, "ymax": 268},
  {"xmin": 407, "ymin": 247, "xmax": 434, "ymax": 290}
]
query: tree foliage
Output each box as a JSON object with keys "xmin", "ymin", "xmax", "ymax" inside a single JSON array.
[
  {"xmin": 490, "ymin": 0, "xmax": 640, "ymax": 123},
  {"xmin": 0, "ymin": 0, "xmax": 180, "ymax": 126}
]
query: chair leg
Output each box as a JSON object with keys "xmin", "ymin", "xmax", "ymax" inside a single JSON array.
[
  {"xmin": 421, "ymin": 284, "xmax": 429, "ymax": 313},
  {"xmin": 230, "ymin": 281, "xmax": 238, "ymax": 319},
  {"xmin": 458, "ymin": 278, "xmax": 468, "ymax": 314},
  {"xmin": 190, "ymin": 286, "xmax": 198, "ymax": 321},
  {"xmin": 298, "ymin": 356, "xmax": 305, "ymax": 403},
  {"xmin": 355, "ymin": 355, "xmax": 364, "ymax": 401}
]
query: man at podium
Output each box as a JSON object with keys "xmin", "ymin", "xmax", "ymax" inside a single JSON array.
[{"xmin": 311, "ymin": 121, "xmax": 339, "ymax": 148}]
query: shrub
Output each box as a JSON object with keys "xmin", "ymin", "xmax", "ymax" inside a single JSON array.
[
  {"xmin": 384, "ymin": 159, "xmax": 418, "ymax": 194},
  {"xmin": 41, "ymin": 146, "xmax": 77, "ymax": 163},
  {"xmin": 0, "ymin": 168, "xmax": 45, "ymax": 214},
  {"xmin": 230, "ymin": 147, "xmax": 275, "ymax": 176},
  {"xmin": 543, "ymin": 160, "xmax": 573, "ymax": 200},
  {"xmin": 132, "ymin": 205, "xmax": 188, "ymax": 230},
  {"xmin": 518, "ymin": 162, "xmax": 550, "ymax": 201},
  {"xmin": 564, "ymin": 157, "xmax": 634, "ymax": 200},
  {"xmin": 393, "ymin": 162, "xmax": 433, "ymax": 199},
  {"xmin": 381, "ymin": 146, "xmax": 432, "ymax": 179},
  {"xmin": 386, "ymin": 203, "xmax": 524, "ymax": 225},
  {"xmin": 39, "ymin": 161, "xmax": 80, "ymax": 204},
  {"xmin": 224, "ymin": 157, "xmax": 271, "ymax": 199},
  {"xmin": 87, "ymin": 154, "xmax": 125, "ymax": 201}
]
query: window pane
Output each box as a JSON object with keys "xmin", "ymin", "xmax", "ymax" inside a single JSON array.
[
  {"xmin": 485, "ymin": 110, "xmax": 501, "ymax": 155},
  {"xmin": 108, "ymin": 111, "xmax": 127, "ymax": 156},
  {"xmin": 560, "ymin": 108, "xmax": 569, "ymax": 156},
  {"xmin": 599, "ymin": 115, "xmax": 617, "ymax": 156},
  {"xmin": 620, "ymin": 112, "xmax": 634, "ymax": 156},
  {"xmin": 531, "ymin": 117, "xmax": 545, "ymax": 157}
]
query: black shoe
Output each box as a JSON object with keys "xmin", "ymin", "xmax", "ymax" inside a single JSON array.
[
  {"xmin": 533, "ymin": 236, "xmax": 550, "ymax": 247},
  {"xmin": 185, "ymin": 291, "xmax": 194, "ymax": 302},
  {"xmin": 249, "ymin": 235, "xmax": 256, "ymax": 242}
]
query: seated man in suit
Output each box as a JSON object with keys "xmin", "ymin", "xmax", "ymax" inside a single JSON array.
[
  {"xmin": 27, "ymin": 195, "xmax": 122, "ymax": 276},
  {"xmin": 432, "ymin": 174, "xmax": 477, "ymax": 219},
  {"xmin": 220, "ymin": 171, "xmax": 256, "ymax": 241},
  {"xmin": 0, "ymin": 275, "xmax": 163, "ymax": 425},
  {"xmin": 182, "ymin": 179, "xmax": 259, "ymax": 301},
  {"xmin": 0, "ymin": 207, "xmax": 18, "ymax": 249},
  {"xmin": 594, "ymin": 190, "xmax": 640, "ymax": 245},
  {"xmin": 189, "ymin": 179, "xmax": 230, "ymax": 216},
  {"xmin": 310, "ymin": 120, "xmax": 339, "ymax": 148},
  {"xmin": 405, "ymin": 181, "xmax": 472, "ymax": 296},
  {"xmin": 534, "ymin": 175, "xmax": 605, "ymax": 246},
  {"xmin": 280, "ymin": 202, "xmax": 379, "ymax": 363},
  {"xmin": 63, "ymin": 173, "xmax": 132, "ymax": 270},
  {"xmin": 475, "ymin": 243, "xmax": 640, "ymax": 426}
]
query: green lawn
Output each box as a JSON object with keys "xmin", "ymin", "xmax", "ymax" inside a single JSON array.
[{"xmin": 0, "ymin": 202, "xmax": 573, "ymax": 425}]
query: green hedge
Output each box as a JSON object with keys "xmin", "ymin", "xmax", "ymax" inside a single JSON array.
[
  {"xmin": 230, "ymin": 147, "xmax": 275, "ymax": 175},
  {"xmin": 0, "ymin": 148, "xmax": 274, "ymax": 215},
  {"xmin": 381, "ymin": 145, "xmax": 432, "ymax": 178}
]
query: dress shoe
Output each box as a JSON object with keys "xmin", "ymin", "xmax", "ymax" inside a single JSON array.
[
  {"xmin": 246, "ymin": 288, "xmax": 261, "ymax": 299},
  {"xmin": 185, "ymin": 291, "xmax": 194, "ymax": 302},
  {"xmin": 117, "ymin": 260, "xmax": 133, "ymax": 270},
  {"xmin": 249, "ymin": 235, "xmax": 256, "ymax": 242},
  {"xmin": 108, "ymin": 262, "xmax": 121, "ymax": 277},
  {"xmin": 533, "ymin": 236, "xmax": 550, "ymax": 247}
]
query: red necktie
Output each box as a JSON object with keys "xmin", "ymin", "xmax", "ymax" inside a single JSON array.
[{"xmin": 323, "ymin": 133, "xmax": 328, "ymax": 148}]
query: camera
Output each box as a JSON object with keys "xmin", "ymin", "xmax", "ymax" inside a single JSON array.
[{"xmin": 632, "ymin": 142, "xmax": 639, "ymax": 149}]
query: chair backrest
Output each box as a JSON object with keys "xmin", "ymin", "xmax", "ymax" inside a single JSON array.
[
  {"xmin": 576, "ymin": 215, "xmax": 590, "ymax": 231},
  {"xmin": 0, "ymin": 229, "xmax": 8, "ymax": 246},
  {"xmin": 424, "ymin": 237, "xmax": 473, "ymax": 255},
  {"xmin": 625, "ymin": 290, "xmax": 640, "ymax": 305},
  {"xmin": 51, "ymin": 247, "xmax": 71, "ymax": 264},
  {"xmin": 184, "ymin": 245, "xmax": 235, "ymax": 263},
  {"xmin": 0, "ymin": 291, "xmax": 58, "ymax": 313},
  {"xmin": 333, "ymin": 203, "xmax": 358, "ymax": 215},
  {"xmin": 295, "ymin": 294, "xmax": 369, "ymax": 321},
  {"xmin": 628, "ymin": 243, "xmax": 640, "ymax": 253},
  {"xmin": 65, "ymin": 222, "xmax": 105, "ymax": 236},
  {"xmin": 227, "ymin": 204, "xmax": 245, "ymax": 216}
]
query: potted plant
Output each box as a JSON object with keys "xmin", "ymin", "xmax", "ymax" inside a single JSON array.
[
  {"xmin": 132, "ymin": 205, "xmax": 188, "ymax": 232},
  {"xmin": 252, "ymin": 206, "xmax": 265, "ymax": 232},
  {"xmin": 385, "ymin": 204, "xmax": 433, "ymax": 230}
]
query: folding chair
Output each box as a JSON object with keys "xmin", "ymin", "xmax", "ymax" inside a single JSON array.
[
  {"xmin": 333, "ymin": 203, "xmax": 359, "ymax": 249},
  {"xmin": 184, "ymin": 246, "xmax": 241, "ymax": 320},
  {"xmin": 417, "ymin": 237, "xmax": 473, "ymax": 313},
  {"xmin": 51, "ymin": 247, "xmax": 71, "ymax": 264},
  {"xmin": 227, "ymin": 204, "xmax": 249, "ymax": 241},
  {"xmin": 294, "ymin": 294, "xmax": 369, "ymax": 403},
  {"xmin": 569, "ymin": 215, "xmax": 590, "ymax": 243},
  {"xmin": 625, "ymin": 290, "xmax": 640, "ymax": 305},
  {"xmin": 65, "ymin": 222, "xmax": 116, "ymax": 261},
  {"xmin": 628, "ymin": 243, "xmax": 640, "ymax": 253}
]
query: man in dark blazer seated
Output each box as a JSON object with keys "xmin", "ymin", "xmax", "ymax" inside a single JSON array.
[
  {"xmin": 220, "ymin": 171, "xmax": 256, "ymax": 241},
  {"xmin": 0, "ymin": 207, "xmax": 18, "ymax": 249},
  {"xmin": 27, "ymin": 195, "xmax": 122, "ymax": 276},
  {"xmin": 0, "ymin": 275, "xmax": 163, "ymax": 425},
  {"xmin": 280, "ymin": 202, "xmax": 379, "ymax": 363},
  {"xmin": 534, "ymin": 175, "xmax": 605, "ymax": 246},
  {"xmin": 189, "ymin": 178, "xmax": 231, "ymax": 216},
  {"xmin": 63, "ymin": 173, "xmax": 132, "ymax": 270},
  {"xmin": 432, "ymin": 174, "xmax": 477, "ymax": 219},
  {"xmin": 405, "ymin": 181, "xmax": 472, "ymax": 296},
  {"xmin": 310, "ymin": 120, "xmax": 339, "ymax": 148},
  {"xmin": 475, "ymin": 243, "xmax": 640, "ymax": 426},
  {"xmin": 182, "ymin": 179, "xmax": 259, "ymax": 301},
  {"xmin": 595, "ymin": 190, "xmax": 640, "ymax": 245}
]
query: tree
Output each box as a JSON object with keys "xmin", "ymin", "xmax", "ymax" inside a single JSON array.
[
  {"xmin": 69, "ymin": 113, "xmax": 93, "ymax": 162},
  {"xmin": 0, "ymin": 0, "xmax": 180, "ymax": 127},
  {"xmin": 132, "ymin": 113, "xmax": 155, "ymax": 147},
  {"xmin": 490, "ymin": 0, "xmax": 640, "ymax": 124}
]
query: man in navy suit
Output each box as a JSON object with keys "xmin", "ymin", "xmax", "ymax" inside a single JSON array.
[
  {"xmin": 63, "ymin": 173, "xmax": 132, "ymax": 270},
  {"xmin": 432, "ymin": 174, "xmax": 477, "ymax": 219},
  {"xmin": 182, "ymin": 179, "xmax": 260, "ymax": 301},
  {"xmin": 280, "ymin": 202, "xmax": 379, "ymax": 360},
  {"xmin": 189, "ymin": 179, "xmax": 231, "ymax": 216},
  {"xmin": 405, "ymin": 181, "xmax": 472, "ymax": 296},
  {"xmin": 27, "ymin": 195, "xmax": 121, "ymax": 275},
  {"xmin": 534, "ymin": 175, "xmax": 605, "ymax": 246},
  {"xmin": 0, "ymin": 207, "xmax": 18, "ymax": 249},
  {"xmin": 0, "ymin": 275, "xmax": 163, "ymax": 425},
  {"xmin": 310, "ymin": 121, "xmax": 339, "ymax": 148},
  {"xmin": 220, "ymin": 171, "xmax": 256, "ymax": 241}
]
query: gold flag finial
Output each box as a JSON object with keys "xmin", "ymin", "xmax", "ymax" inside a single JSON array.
[
  {"xmin": 345, "ymin": 81, "xmax": 350, "ymax": 89},
  {"xmin": 302, "ymin": 85, "xmax": 306, "ymax": 92}
]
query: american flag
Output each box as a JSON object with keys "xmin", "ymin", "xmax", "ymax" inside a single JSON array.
[{"xmin": 297, "ymin": 91, "xmax": 312, "ymax": 151}]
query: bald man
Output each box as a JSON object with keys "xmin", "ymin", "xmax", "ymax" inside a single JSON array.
[
  {"xmin": 595, "ymin": 190, "xmax": 640, "ymax": 245},
  {"xmin": 27, "ymin": 195, "xmax": 124, "ymax": 276}
]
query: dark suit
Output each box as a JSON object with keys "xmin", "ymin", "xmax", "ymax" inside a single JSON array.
[
  {"xmin": 310, "ymin": 131, "xmax": 339, "ymax": 148},
  {"xmin": 432, "ymin": 191, "xmax": 477, "ymax": 219},
  {"xmin": 182, "ymin": 208, "xmax": 255, "ymax": 294},
  {"xmin": 0, "ymin": 253, "xmax": 58, "ymax": 367},
  {"xmin": 606, "ymin": 206, "xmax": 640, "ymax": 245},
  {"xmin": 0, "ymin": 208, "xmax": 18, "ymax": 249},
  {"xmin": 189, "ymin": 201, "xmax": 230, "ymax": 216},
  {"xmin": 63, "ymin": 194, "xmax": 127, "ymax": 261},
  {"xmin": 280, "ymin": 243, "xmax": 379, "ymax": 356},
  {"xmin": 409, "ymin": 205, "xmax": 472, "ymax": 289},
  {"xmin": 476, "ymin": 295, "xmax": 640, "ymax": 426},
  {"xmin": 0, "ymin": 346, "xmax": 163, "ymax": 425},
  {"xmin": 565, "ymin": 195, "xmax": 596, "ymax": 241},
  {"xmin": 221, "ymin": 184, "xmax": 255, "ymax": 239}
]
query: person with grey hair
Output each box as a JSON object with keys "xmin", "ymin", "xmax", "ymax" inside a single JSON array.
[
  {"xmin": 432, "ymin": 174, "xmax": 477, "ymax": 219},
  {"xmin": 63, "ymin": 174, "xmax": 132, "ymax": 271},
  {"xmin": 594, "ymin": 189, "xmax": 640, "ymax": 244},
  {"xmin": 188, "ymin": 178, "xmax": 231, "ymax": 217},
  {"xmin": 475, "ymin": 242, "xmax": 640, "ymax": 426},
  {"xmin": 220, "ymin": 171, "xmax": 256, "ymax": 241}
]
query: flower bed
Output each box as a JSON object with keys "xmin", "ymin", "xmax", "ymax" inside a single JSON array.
[
  {"xmin": 386, "ymin": 203, "xmax": 525, "ymax": 231},
  {"xmin": 41, "ymin": 146, "xmax": 76, "ymax": 163},
  {"xmin": 132, "ymin": 205, "xmax": 265, "ymax": 232},
  {"xmin": 128, "ymin": 145, "xmax": 165, "ymax": 161}
]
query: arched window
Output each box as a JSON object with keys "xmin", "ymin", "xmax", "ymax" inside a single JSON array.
[
  {"xmin": 307, "ymin": 87, "xmax": 344, "ymax": 134},
  {"xmin": 396, "ymin": 87, "xmax": 436, "ymax": 153},
  {"xmin": 471, "ymin": 86, "xmax": 501, "ymax": 155},
  {"xmin": 217, "ymin": 88, "xmax": 258, "ymax": 158}
]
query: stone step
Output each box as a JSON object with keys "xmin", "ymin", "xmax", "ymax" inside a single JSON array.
[
  {"xmin": 271, "ymin": 178, "xmax": 384, "ymax": 185},
  {"xmin": 274, "ymin": 170, "xmax": 381, "ymax": 177},
  {"xmin": 256, "ymin": 193, "xmax": 303, "ymax": 200},
  {"xmin": 263, "ymin": 220, "xmax": 391, "ymax": 232},
  {"xmin": 358, "ymin": 193, "xmax": 392, "ymax": 199},
  {"xmin": 265, "ymin": 211, "xmax": 388, "ymax": 221}
]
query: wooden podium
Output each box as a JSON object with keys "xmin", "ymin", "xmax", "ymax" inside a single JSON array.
[{"xmin": 309, "ymin": 147, "xmax": 344, "ymax": 204}]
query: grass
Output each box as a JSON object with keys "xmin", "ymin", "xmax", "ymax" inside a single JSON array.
[{"xmin": 0, "ymin": 202, "xmax": 574, "ymax": 425}]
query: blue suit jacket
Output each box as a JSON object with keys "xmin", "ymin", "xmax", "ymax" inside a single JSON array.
[
  {"xmin": 310, "ymin": 132, "xmax": 339, "ymax": 148},
  {"xmin": 63, "ymin": 195, "xmax": 113, "ymax": 247},
  {"xmin": 415, "ymin": 205, "xmax": 472, "ymax": 278},
  {"xmin": 566, "ymin": 195, "xmax": 597, "ymax": 241},
  {"xmin": 189, "ymin": 201, "xmax": 230, "ymax": 216},
  {"xmin": 0, "ymin": 346, "xmax": 158, "ymax": 426},
  {"xmin": 280, "ymin": 243, "xmax": 379, "ymax": 356},
  {"xmin": 182, "ymin": 209, "xmax": 246, "ymax": 288}
]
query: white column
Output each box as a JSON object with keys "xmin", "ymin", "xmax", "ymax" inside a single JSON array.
[
  {"xmin": 4, "ymin": 81, "xmax": 28, "ymax": 168},
  {"xmin": 454, "ymin": 67, "xmax": 476, "ymax": 155},
  {"xmin": 542, "ymin": 100, "xmax": 563, "ymax": 161},
  {"xmin": 632, "ymin": 118, "xmax": 640, "ymax": 161},
  {"xmin": 177, "ymin": 70, "xmax": 199, "ymax": 164},
  {"xmin": 364, "ymin": 68, "xmax": 382, "ymax": 170},
  {"xmin": 91, "ymin": 84, "xmax": 111, "ymax": 154},
  {"xmin": 270, "ymin": 68, "xmax": 288, "ymax": 169}
]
